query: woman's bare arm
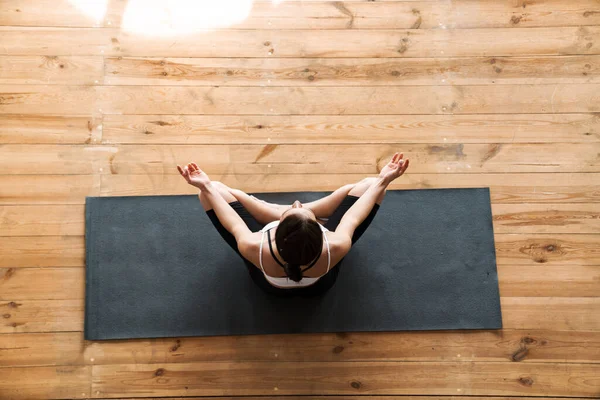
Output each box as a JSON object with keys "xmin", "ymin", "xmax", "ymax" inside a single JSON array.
[
  {"xmin": 227, "ymin": 187, "xmax": 282, "ymax": 225},
  {"xmin": 222, "ymin": 183, "xmax": 356, "ymax": 220},
  {"xmin": 335, "ymin": 153, "xmax": 409, "ymax": 246}
]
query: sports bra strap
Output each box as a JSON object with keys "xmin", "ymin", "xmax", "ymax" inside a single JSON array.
[{"xmin": 266, "ymin": 229, "xmax": 286, "ymax": 269}]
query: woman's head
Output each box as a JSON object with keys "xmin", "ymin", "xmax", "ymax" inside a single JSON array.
[{"xmin": 275, "ymin": 201, "xmax": 323, "ymax": 282}]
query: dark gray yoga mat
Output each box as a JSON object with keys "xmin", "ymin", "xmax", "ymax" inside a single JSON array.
[{"xmin": 85, "ymin": 188, "xmax": 502, "ymax": 340}]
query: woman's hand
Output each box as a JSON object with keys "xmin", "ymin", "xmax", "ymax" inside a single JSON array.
[
  {"xmin": 177, "ymin": 162, "xmax": 211, "ymax": 189},
  {"xmin": 379, "ymin": 152, "xmax": 410, "ymax": 185}
]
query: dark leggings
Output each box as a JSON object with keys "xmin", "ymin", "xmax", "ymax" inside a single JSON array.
[{"xmin": 206, "ymin": 194, "xmax": 380, "ymax": 297}]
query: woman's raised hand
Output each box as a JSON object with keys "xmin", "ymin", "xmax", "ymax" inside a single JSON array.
[
  {"xmin": 177, "ymin": 162, "xmax": 212, "ymax": 189},
  {"xmin": 379, "ymin": 152, "xmax": 410, "ymax": 185}
]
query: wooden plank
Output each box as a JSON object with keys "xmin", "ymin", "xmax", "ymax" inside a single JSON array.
[
  {"xmin": 3, "ymin": 0, "xmax": 600, "ymax": 29},
  {"xmin": 100, "ymin": 173, "xmax": 600, "ymax": 204},
  {"xmin": 1, "ymin": 173, "xmax": 596, "ymax": 205},
  {"xmin": 1, "ymin": 264, "xmax": 596, "ymax": 300},
  {"xmin": 4, "ymin": 203, "xmax": 595, "ymax": 237},
  {"xmin": 102, "ymin": 114, "xmax": 600, "ymax": 144},
  {"xmin": 0, "ymin": 233, "xmax": 600, "ymax": 273},
  {"xmin": 502, "ymin": 297, "xmax": 600, "ymax": 331},
  {"xmin": 0, "ymin": 0, "xmax": 125, "ymax": 27},
  {"xmin": 0, "ymin": 205, "xmax": 85, "ymax": 236},
  {"xmin": 96, "ymin": 84, "xmax": 600, "ymax": 115},
  {"xmin": 0, "ymin": 237, "xmax": 84, "ymax": 267},
  {"xmin": 1, "ymin": 233, "xmax": 597, "ymax": 268},
  {"xmin": 494, "ymin": 234, "xmax": 600, "ymax": 266},
  {"xmin": 0, "ymin": 174, "xmax": 99, "ymax": 205},
  {"xmin": 1, "ymin": 297, "xmax": 598, "ymax": 334},
  {"xmin": 0, "ymin": 56, "xmax": 103, "ymax": 85},
  {"xmin": 0, "ymin": 114, "xmax": 99, "ymax": 144},
  {"xmin": 0, "ymin": 332, "xmax": 86, "ymax": 367},
  {"xmin": 91, "ymin": 361, "xmax": 600, "ymax": 397},
  {"xmin": 2, "ymin": 84, "xmax": 599, "ymax": 115},
  {"xmin": 2, "ymin": 143, "xmax": 598, "ymax": 175},
  {"xmin": 0, "ymin": 85, "xmax": 97, "ymax": 115},
  {"xmin": 2, "ymin": 27, "xmax": 599, "ymax": 57},
  {"xmin": 105, "ymin": 55, "xmax": 600, "ymax": 86},
  {"xmin": 492, "ymin": 204, "xmax": 600, "ymax": 234},
  {"xmin": 497, "ymin": 265, "xmax": 600, "ymax": 297},
  {"xmin": 0, "ymin": 365, "xmax": 90, "ymax": 400},
  {"xmin": 3, "ymin": 329, "xmax": 599, "ymax": 367},
  {"xmin": 55, "ymin": 398, "xmax": 600, "ymax": 400},
  {"xmin": 0, "ymin": 299, "xmax": 83, "ymax": 333},
  {"xmin": 0, "ymin": 267, "xmax": 84, "ymax": 300}
]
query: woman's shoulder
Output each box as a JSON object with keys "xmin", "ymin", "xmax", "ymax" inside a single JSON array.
[{"xmin": 261, "ymin": 220, "xmax": 280, "ymax": 232}]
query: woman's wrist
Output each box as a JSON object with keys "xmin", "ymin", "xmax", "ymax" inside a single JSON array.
[{"xmin": 197, "ymin": 181, "xmax": 213, "ymax": 192}]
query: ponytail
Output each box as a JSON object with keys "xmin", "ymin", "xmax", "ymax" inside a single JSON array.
[
  {"xmin": 276, "ymin": 213, "xmax": 323, "ymax": 283},
  {"xmin": 283, "ymin": 263, "xmax": 303, "ymax": 282}
]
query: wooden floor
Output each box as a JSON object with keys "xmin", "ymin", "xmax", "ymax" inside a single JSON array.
[{"xmin": 1, "ymin": 0, "xmax": 600, "ymax": 398}]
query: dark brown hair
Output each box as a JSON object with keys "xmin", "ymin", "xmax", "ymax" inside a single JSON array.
[{"xmin": 275, "ymin": 213, "xmax": 323, "ymax": 282}]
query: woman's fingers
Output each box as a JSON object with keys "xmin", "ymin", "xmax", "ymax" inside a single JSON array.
[
  {"xmin": 401, "ymin": 159, "xmax": 410, "ymax": 174},
  {"xmin": 191, "ymin": 162, "xmax": 199, "ymax": 171},
  {"xmin": 177, "ymin": 165, "xmax": 188, "ymax": 177}
]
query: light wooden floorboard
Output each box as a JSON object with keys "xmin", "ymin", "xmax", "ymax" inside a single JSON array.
[
  {"xmin": 2, "ymin": 0, "xmax": 599, "ymax": 29},
  {"xmin": 1, "ymin": 27, "xmax": 599, "ymax": 57}
]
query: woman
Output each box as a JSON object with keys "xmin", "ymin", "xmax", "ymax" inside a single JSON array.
[{"xmin": 177, "ymin": 152, "xmax": 410, "ymax": 297}]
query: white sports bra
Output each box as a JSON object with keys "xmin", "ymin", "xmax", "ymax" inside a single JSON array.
[{"xmin": 259, "ymin": 220, "xmax": 331, "ymax": 288}]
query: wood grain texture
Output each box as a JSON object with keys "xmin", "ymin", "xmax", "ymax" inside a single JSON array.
[
  {"xmin": 0, "ymin": 85, "xmax": 97, "ymax": 114},
  {"xmin": 497, "ymin": 265, "xmax": 600, "ymax": 297},
  {"xmin": 97, "ymin": 84, "xmax": 600, "ymax": 115},
  {"xmin": 0, "ymin": 267, "xmax": 84, "ymax": 300},
  {"xmin": 494, "ymin": 234, "xmax": 600, "ymax": 266},
  {"xmin": 0, "ymin": 365, "xmax": 90, "ymax": 400},
  {"xmin": 3, "ymin": 203, "xmax": 595, "ymax": 237},
  {"xmin": 0, "ymin": 0, "xmax": 125, "ymax": 27},
  {"xmin": 0, "ymin": 236, "xmax": 84, "ymax": 267},
  {"xmin": 2, "ymin": 27, "xmax": 599, "ymax": 57},
  {"xmin": 91, "ymin": 361, "xmax": 600, "ymax": 397},
  {"xmin": 2, "ymin": 0, "xmax": 599, "ymax": 397},
  {"xmin": 0, "ymin": 56, "xmax": 103, "ymax": 84},
  {"xmin": 0, "ymin": 264, "xmax": 597, "ymax": 300},
  {"xmin": 0, "ymin": 298, "xmax": 598, "ymax": 333},
  {"xmin": 45, "ymin": 396, "xmax": 600, "ymax": 400},
  {"xmin": 0, "ymin": 114, "xmax": 99, "ymax": 144},
  {"xmin": 0, "ymin": 332, "xmax": 87, "ymax": 367},
  {"xmin": 0, "ymin": 205, "xmax": 85, "ymax": 236},
  {"xmin": 2, "ymin": 84, "xmax": 599, "ymax": 115},
  {"xmin": 0, "ymin": 299, "xmax": 83, "ymax": 333},
  {"xmin": 2, "ymin": 143, "xmax": 598, "ymax": 175},
  {"xmin": 99, "ymin": 173, "xmax": 598, "ymax": 205},
  {"xmin": 502, "ymin": 297, "xmax": 600, "ymax": 331},
  {"xmin": 2, "ymin": 0, "xmax": 599, "ymax": 29},
  {"xmin": 104, "ymin": 55, "xmax": 600, "ymax": 86},
  {"xmin": 102, "ymin": 114, "xmax": 600, "ymax": 144},
  {"xmin": 1, "ymin": 234, "xmax": 597, "ymax": 268},
  {"xmin": 0, "ymin": 175, "xmax": 100, "ymax": 205},
  {"xmin": 3, "ymin": 330, "xmax": 599, "ymax": 367},
  {"xmin": 492, "ymin": 204, "xmax": 600, "ymax": 234},
  {"xmin": 1, "ymin": 174, "xmax": 596, "ymax": 205}
]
